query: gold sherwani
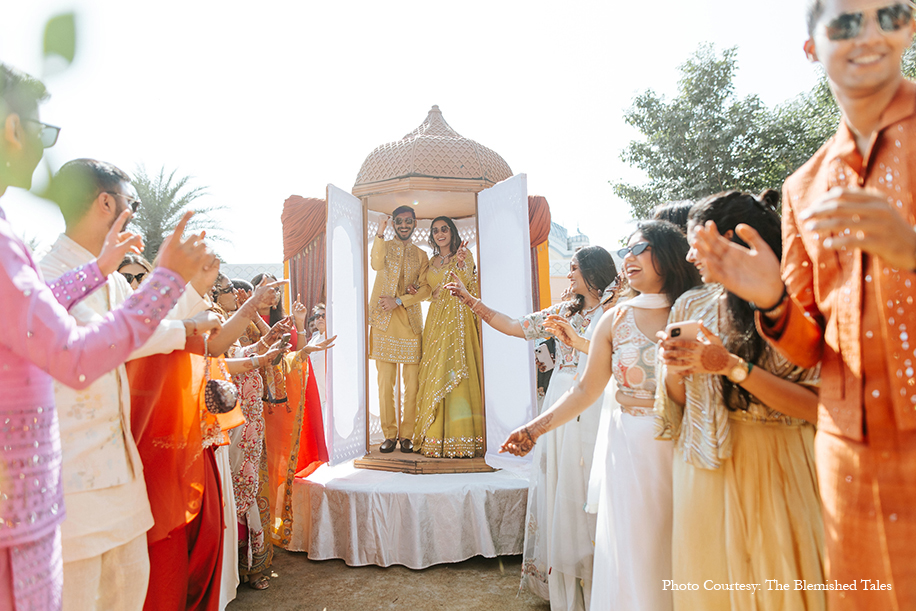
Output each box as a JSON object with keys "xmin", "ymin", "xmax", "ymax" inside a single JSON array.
[
  {"xmin": 368, "ymin": 236, "xmax": 430, "ymax": 440},
  {"xmin": 368, "ymin": 236, "xmax": 430, "ymax": 364}
]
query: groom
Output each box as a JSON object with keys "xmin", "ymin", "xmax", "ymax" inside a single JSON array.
[{"xmin": 369, "ymin": 206, "xmax": 430, "ymax": 453}]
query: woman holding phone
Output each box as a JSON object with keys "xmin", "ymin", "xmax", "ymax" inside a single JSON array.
[
  {"xmin": 501, "ymin": 220, "xmax": 700, "ymax": 611},
  {"xmin": 656, "ymin": 191, "xmax": 823, "ymax": 611}
]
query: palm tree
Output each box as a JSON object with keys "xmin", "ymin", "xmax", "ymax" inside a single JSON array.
[{"xmin": 129, "ymin": 165, "xmax": 228, "ymax": 261}]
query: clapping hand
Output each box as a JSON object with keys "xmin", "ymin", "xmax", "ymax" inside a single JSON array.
[
  {"xmin": 691, "ymin": 220, "xmax": 784, "ymax": 310},
  {"xmin": 543, "ymin": 314, "xmax": 587, "ymax": 353},
  {"xmin": 800, "ymin": 187, "xmax": 916, "ymax": 270}
]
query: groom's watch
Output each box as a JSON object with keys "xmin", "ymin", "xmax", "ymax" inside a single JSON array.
[
  {"xmin": 726, "ymin": 356, "xmax": 753, "ymax": 384},
  {"xmin": 395, "ymin": 297, "xmax": 403, "ymax": 307}
]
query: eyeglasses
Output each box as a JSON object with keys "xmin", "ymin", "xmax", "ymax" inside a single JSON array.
[
  {"xmin": 616, "ymin": 242, "xmax": 651, "ymax": 258},
  {"xmin": 104, "ymin": 191, "xmax": 142, "ymax": 213},
  {"xmin": 22, "ymin": 118, "xmax": 61, "ymax": 148},
  {"xmin": 824, "ymin": 3, "xmax": 914, "ymax": 40},
  {"xmin": 214, "ymin": 285, "xmax": 234, "ymax": 295},
  {"xmin": 119, "ymin": 271, "xmax": 146, "ymax": 285},
  {"xmin": 430, "ymin": 225, "xmax": 450, "ymax": 234},
  {"xmin": 393, "ymin": 217, "xmax": 415, "ymax": 226},
  {"xmin": 314, "ymin": 313, "xmax": 326, "ymax": 319}
]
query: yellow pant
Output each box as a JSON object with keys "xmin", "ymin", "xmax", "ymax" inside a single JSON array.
[{"xmin": 377, "ymin": 361, "xmax": 418, "ymax": 440}]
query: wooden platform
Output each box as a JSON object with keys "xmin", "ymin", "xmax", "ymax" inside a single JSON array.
[{"xmin": 354, "ymin": 444, "xmax": 496, "ymax": 474}]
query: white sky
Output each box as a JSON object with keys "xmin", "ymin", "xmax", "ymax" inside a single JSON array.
[{"xmin": 1, "ymin": 0, "xmax": 818, "ymax": 262}]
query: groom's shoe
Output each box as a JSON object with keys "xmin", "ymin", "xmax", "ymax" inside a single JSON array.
[
  {"xmin": 380, "ymin": 438, "xmax": 397, "ymax": 453},
  {"xmin": 400, "ymin": 438, "xmax": 414, "ymax": 453}
]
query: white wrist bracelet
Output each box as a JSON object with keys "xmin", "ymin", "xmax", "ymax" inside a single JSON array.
[{"xmin": 249, "ymin": 354, "xmax": 259, "ymax": 369}]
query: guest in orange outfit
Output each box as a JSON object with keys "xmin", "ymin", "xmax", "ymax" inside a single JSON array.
[{"xmin": 689, "ymin": 2, "xmax": 916, "ymax": 607}]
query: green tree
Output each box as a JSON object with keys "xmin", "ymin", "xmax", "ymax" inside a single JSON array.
[
  {"xmin": 129, "ymin": 166, "xmax": 226, "ymax": 261},
  {"xmin": 616, "ymin": 43, "xmax": 916, "ymax": 219}
]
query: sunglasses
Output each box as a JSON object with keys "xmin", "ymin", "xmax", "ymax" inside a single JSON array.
[
  {"xmin": 22, "ymin": 118, "xmax": 61, "ymax": 148},
  {"xmin": 824, "ymin": 3, "xmax": 914, "ymax": 40},
  {"xmin": 393, "ymin": 217, "xmax": 415, "ymax": 226},
  {"xmin": 314, "ymin": 313, "xmax": 326, "ymax": 319},
  {"xmin": 119, "ymin": 271, "xmax": 146, "ymax": 285},
  {"xmin": 214, "ymin": 285, "xmax": 234, "ymax": 295},
  {"xmin": 104, "ymin": 191, "xmax": 142, "ymax": 213},
  {"xmin": 616, "ymin": 242, "xmax": 651, "ymax": 258}
]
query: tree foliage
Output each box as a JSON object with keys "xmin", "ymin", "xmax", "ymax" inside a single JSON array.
[
  {"xmin": 129, "ymin": 166, "xmax": 226, "ymax": 261},
  {"xmin": 615, "ymin": 43, "xmax": 916, "ymax": 219}
]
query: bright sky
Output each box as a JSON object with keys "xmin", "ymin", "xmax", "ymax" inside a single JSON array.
[{"xmin": 1, "ymin": 0, "xmax": 818, "ymax": 262}]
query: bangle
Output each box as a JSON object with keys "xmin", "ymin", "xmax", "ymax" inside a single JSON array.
[
  {"xmin": 249, "ymin": 354, "xmax": 259, "ymax": 369},
  {"xmin": 749, "ymin": 285, "xmax": 788, "ymax": 314}
]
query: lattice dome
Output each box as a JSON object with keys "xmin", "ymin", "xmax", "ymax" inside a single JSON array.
[{"xmin": 353, "ymin": 106, "xmax": 513, "ymax": 191}]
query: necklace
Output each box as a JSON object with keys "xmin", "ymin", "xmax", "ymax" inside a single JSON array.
[{"xmin": 439, "ymin": 251, "xmax": 451, "ymax": 266}]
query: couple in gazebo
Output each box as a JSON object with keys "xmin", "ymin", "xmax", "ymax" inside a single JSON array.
[{"xmin": 369, "ymin": 205, "xmax": 483, "ymax": 459}]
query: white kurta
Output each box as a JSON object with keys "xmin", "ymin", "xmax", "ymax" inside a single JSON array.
[{"xmin": 40, "ymin": 234, "xmax": 206, "ymax": 562}]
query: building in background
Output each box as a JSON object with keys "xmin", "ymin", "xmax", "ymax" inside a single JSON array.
[{"xmin": 546, "ymin": 222, "xmax": 589, "ymax": 305}]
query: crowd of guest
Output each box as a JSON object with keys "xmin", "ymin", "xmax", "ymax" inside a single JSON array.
[
  {"xmin": 0, "ymin": 63, "xmax": 335, "ymax": 610},
  {"xmin": 3, "ymin": 1, "xmax": 916, "ymax": 610}
]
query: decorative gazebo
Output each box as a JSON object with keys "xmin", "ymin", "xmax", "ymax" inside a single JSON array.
[{"xmin": 282, "ymin": 106, "xmax": 553, "ymax": 473}]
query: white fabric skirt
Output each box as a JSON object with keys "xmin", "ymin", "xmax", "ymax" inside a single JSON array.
[
  {"xmin": 520, "ymin": 366, "xmax": 602, "ymax": 611},
  {"xmin": 590, "ymin": 406, "xmax": 673, "ymax": 611}
]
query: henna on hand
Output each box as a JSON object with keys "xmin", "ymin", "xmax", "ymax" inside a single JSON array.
[
  {"xmin": 699, "ymin": 344, "xmax": 731, "ymax": 373},
  {"xmin": 471, "ymin": 299, "xmax": 496, "ymax": 324}
]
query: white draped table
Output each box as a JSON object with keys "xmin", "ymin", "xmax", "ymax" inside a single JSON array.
[{"xmin": 287, "ymin": 462, "xmax": 530, "ymax": 568}]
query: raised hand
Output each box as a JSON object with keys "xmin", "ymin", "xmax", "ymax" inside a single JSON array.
[
  {"xmin": 800, "ymin": 187, "xmax": 916, "ymax": 270},
  {"xmin": 291, "ymin": 293, "xmax": 308, "ymax": 330},
  {"xmin": 190, "ymin": 253, "xmax": 221, "ymax": 298},
  {"xmin": 376, "ymin": 215, "xmax": 391, "ymax": 238},
  {"xmin": 97, "ymin": 209, "xmax": 144, "ymax": 276},
  {"xmin": 455, "ymin": 240, "xmax": 469, "ymax": 266},
  {"xmin": 157, "ymin": 211, "xmax": 211, "ymax": 283},
  {"xmin": 235, "ymin": 287, "xmax": 252, "ymax": 306},
  {"xmin": 302, "ymin": 334, "xmax": 337, "ymax": 354},
  {"xmin": 691, "ymin": 220, "xmax": 784, "ymax": 309}
]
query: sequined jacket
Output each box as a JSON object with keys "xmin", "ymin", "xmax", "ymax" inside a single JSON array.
[{"xmin": 0, "ymin": 207, "xmax": 185, "ymax": 547}]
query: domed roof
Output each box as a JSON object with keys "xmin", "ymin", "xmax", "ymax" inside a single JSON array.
[{"xmin": 352, "ymin": 106, "xmax": 512, "ymax": 195}]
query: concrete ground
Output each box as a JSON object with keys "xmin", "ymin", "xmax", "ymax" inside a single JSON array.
[{"xmin": 228, "ymin": 549, "xmax": 550, "ymax": 611}]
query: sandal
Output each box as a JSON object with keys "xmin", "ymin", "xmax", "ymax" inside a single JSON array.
[{"xmin": 248, "ymin": 574, "xmax": 270, "ymax": 590}]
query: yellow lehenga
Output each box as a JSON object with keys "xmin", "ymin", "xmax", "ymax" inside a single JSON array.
[{"xmin": 412, "ymin": 254, "xmax": 484, "ymax": 458}]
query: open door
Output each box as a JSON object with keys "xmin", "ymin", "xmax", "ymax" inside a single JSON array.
[
  {"xmin": 478, "ymin": 174, "xmax": 537, "ymax": 471},
  {"xmin": 325, "ymin": 184, "xmax": 368, "ymax": 465}
]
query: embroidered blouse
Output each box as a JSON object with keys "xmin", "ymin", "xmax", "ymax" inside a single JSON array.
[
  {"xmin": 611, "ymin": 305, "xmax": 658, "ymax": 401},
  {"xmin": 655, "ymin": 284, "xmax": 819, "ymax": 470}
]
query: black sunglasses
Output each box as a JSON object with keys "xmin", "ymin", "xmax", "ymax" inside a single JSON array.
[
  {"xmin": 22, "ymin": 118, "xmax": 61, "ymax": 148},
  {"xmin": 825, "ymin": 3, "xmax": 914, "ymax": 40},
  {"xmin": 104, "ymin": 191, "xmax": 142, "ymax": 213},
  {"xmin": 214, "ymin": 285, "xmax": 234, "ymax": 295},
  {"xmin": 119, "ymin": 271, "xmax": 146, "ymax": 285},
  {"xmin": 617, "ymin": 242, "xmax": 650, "ymax": 258}
]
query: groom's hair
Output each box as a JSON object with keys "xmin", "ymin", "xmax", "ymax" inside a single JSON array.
[{"xmin": 392, "ymin": 205, "xmax": 416, "ymax": 219}]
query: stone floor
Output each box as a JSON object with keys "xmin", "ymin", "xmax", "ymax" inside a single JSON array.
[{"xmin": 228, "ymin": 549, "xmax": 550, "ymax": 611}]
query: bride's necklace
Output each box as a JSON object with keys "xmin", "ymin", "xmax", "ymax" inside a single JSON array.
[{"xmin": 438, "ymin": 251, "xmax": 452, "ymax": 266}]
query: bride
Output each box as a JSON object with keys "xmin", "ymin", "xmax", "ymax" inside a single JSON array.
[{"xmin": 412, "ymin": 216, "xmax": 484, "ymax": 458}]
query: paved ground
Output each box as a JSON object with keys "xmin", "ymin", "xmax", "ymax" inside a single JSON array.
[{"xmin": 228, "ymin": 549, "xmax": 550, "ymax": 611}]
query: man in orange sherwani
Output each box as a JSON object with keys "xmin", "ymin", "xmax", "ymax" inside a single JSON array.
[{"xmin": 689, "ymin": 1, "xmax": 916, "ymax": 608}]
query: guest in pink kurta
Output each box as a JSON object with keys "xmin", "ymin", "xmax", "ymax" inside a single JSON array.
[{"xmin": 0, "ymin": 63, "xmax": 214, "ymax": 610}]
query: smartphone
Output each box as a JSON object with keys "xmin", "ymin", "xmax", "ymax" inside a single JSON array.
[
  {"xmin": 535, "ymin": 343, "xmax": 555, "ymax": 371},
  {"xmin": 272, "ymin": 333, "xmax": 292, "ymax": 365},
  {"xmin": 665, "ymin": 321, "xmax": 701, "ymax": 341}
]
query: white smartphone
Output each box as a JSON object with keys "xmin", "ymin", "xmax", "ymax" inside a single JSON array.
[
  {"xmin": 665, "ymin": 320, "xmax": 701, "ymax": 341},
  {"xmin": 535, "ymin": 343, "xmax": 555, "ymax": 371}
]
